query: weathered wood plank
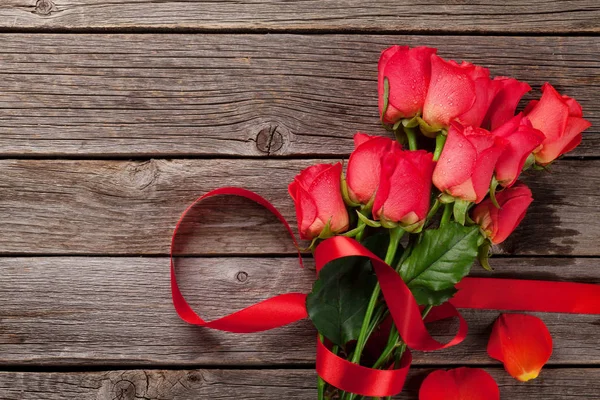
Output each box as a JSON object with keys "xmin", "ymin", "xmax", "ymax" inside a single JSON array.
[
  {"xmin": 0, "ymin": 34, "xmax": 597, "ymax": 157},
  {"xmin": 1, "ymin": 257, "xmax": 598, "ymax": 366},
  {"xmin": 1, "ymin": 368, "xmax": 599, "ymax": 399},
  {"xmin": 0, "ymin": 1, "xmax": 598, "ymax": 33},
  {"xmin": 0, "ymin": 159, "xmax": 596, "ymax": 256}
]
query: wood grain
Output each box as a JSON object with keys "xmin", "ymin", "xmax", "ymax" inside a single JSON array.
[
  {"xmin": 0, "ymin": 34, "xmax": 597, "ymax": 157},
  {"xmin": 0, "ymin": 1, "xmax": 598, "ymax": 33},
  {"xmin": 1, "ymin": 368, "xmax": 599, "ymax": 399},
  {"xmin": 1, "ymin": 256, "xmax": 598, "ymax": 366},
  {"xmin": 0, "ymin": 159, "xmax": 597, "ymax": 256}
]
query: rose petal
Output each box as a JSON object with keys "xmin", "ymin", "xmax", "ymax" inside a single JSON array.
[
  {"xmin": 422, "ymin": 55, "xmax": 477, "ymax": 129},
  {"xmin": 347, "ymin": 134, "xmax": 395, "ymax": 204},
  {"xmin": 488, "ymin": 314, "xmax": 553, "ymax": 382},
  {"xmin": 419, "ymin": 367, "xmax": 500, "ymax": 400},
  {"xmin": 484, "ymin": 77, "xmax": 531, "ymax": 130}
]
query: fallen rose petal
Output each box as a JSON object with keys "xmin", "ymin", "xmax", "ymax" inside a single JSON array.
[
  {"xmin": 419, "ymin": 367, "xmax": 499, "ymax": 400},
  {"xmin": 487, "ymin": 313, "xmax": 553, "ymax": 382}
]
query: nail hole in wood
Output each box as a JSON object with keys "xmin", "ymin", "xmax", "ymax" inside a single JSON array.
[{"xmin": 236, "ymin": 271, "xmax": 249, "ymax": 283}]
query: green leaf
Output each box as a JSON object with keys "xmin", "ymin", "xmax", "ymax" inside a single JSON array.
[
  {"xmin": 410, "ymin": 286, "xmax": 458, "ymax": 306},
  {"xmin": 306, "ymin": 234, "xmax": 388, "ymax": 347},
  {"xmin": 399, "ymin": 222, "xmax": 479, "ymax": 305}
]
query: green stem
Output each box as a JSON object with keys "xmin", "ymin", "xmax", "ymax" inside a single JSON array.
[
  {"xmin": 404, "ymin": 126, "xmax": 418, "ymax": 151},
  {"xmin": 372, "ymin": 328, "xmax": 400, "ymax": 369},
  {"xmin": 433, "ymin": 133, "xmax": 447, "ymax": 162},
  {"xmin": 422, "ymin": 304, "xmax": 434, "ymax": 319},
  {"xmin": 318, "ymin": 334, "xmax": 326, "ymax": 400},
  {"xmin": 344, "ymin": 227, "xmax": 404, "ymax": 400},
  {"xmin": 381, "ymin": 306, "xmax": 434, "ymax": 400},
  {"xmin": 441, "ymin": 203, "xmax": 453, "ymax": 226}
]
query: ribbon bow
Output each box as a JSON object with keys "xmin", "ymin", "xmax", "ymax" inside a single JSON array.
[{"xmin": 171, "ymin": 188, "xmax": 600, "ymax": 397}]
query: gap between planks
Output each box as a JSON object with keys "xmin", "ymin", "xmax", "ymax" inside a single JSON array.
[{"xmin": 0, "ymin": 368, "xmax": 599, "ymax": 399}]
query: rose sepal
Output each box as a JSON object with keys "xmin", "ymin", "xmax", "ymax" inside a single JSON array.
[
  {"xmin": 477, "ymin": 239, "xmax": 493, "ymax": 271},
  {"xmin": 453, "ymin": 199, "xmax": 472, "ymax": 225},
  {"xmin": 356, "ymin": 210, "xmax": 382, "ymax": 228},
  {"xmin": 416, "ymin": 116, "xmax": 442, "ymax": 138},
  {"xmin": 341, "ymin": 175, "xmax": 361, "ymax": 208}
]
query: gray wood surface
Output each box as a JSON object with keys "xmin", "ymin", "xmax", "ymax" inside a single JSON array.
[
  {"xmin": 0, "ymin": 159, "xmax": 596, "ymax": 256},
  {"xmin": 1, "ymin": 257, "xmax": 598, "ymax": 366},
  {"xmin": 0, "ymin": 2, "xmax": 598, "ymax": 398},
  {"xmin": 0, "ymin": 1, "xmax": 598, "ymax": 33},
  {"xmin": 1, "ymin": 368, "xmax": 599, "ymax": 399},
  {"xmin": 0, "ymin": 34, "xmax": 597, "ymax": 157}
]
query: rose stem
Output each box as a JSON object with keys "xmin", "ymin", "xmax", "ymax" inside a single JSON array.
[
  {"xmin": 441, "ymin": 202, "xmax": 453, "ymax": 226},
  {"xmin": 343, "ymin": 226, "xmax": 404, "ymax": 400}
]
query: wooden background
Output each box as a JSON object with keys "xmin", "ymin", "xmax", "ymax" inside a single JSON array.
[{"xmin": 0, "ymin": 1, "xmax": 599, "ymax": 399}]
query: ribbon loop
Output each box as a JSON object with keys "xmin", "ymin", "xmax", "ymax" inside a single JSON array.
[{"xmin": 170, "ymin": 187, "xmax": 308, "ymax": 333}]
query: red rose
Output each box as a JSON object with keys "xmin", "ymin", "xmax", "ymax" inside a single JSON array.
[
  {"xmin": 471, "ymin": 183, "xmax": 533, "ymax": 244},
  {"xmin": 525, "ymin": 83, "xmax": 591, "ymax": 165},
  {"xmin": 483, "ymin": 77, "xmax": 531, "ymax": 130},
  {"xmin": 378, "ymin": 46, "xmax": 437, "ymax": 124},
  {"xmin": 421, "ymin": 56, "xmax": 478, "ymax": 131},
  {"xmin": 492, "ymin": 114, "xmax": 545, "ymax": 187},
  {"xmin": 455, "ymin": 65, "xmax": 502, "ymax": 128},
  {"xmin": 432, "ymin": 122, "xmax": 506, "ymax": 203},
  {"xmin": 288, "ymin": 163, "xmax": 349, "ymax": 240},
  {"xmin": 373, "ymin": 148, "xmax": 435, "ymax": 227},
  {"xmin": 346, "ymin": 133, "xmax": 396, "ymax": 204}
]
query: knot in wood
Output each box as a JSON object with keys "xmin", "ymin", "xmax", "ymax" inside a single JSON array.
[
  {"xmin": 128, "ymin": 160, "xmax": 159, "ymax": 191},
  {"xmin": 255, "ymin": 124, "xmax": 285, "ymax": 155},
  {"xmin": 111, "ymin": 380, "xmax": 136, "ymax": 400},
  {"xmin": 236, "ymin": 271, "xmax": 249, "ymax": 283},
  {"xmin": 35, "ymin": 0, "xmax": 55, "ymax": 15},
  {"xmin": 186, "ymin": 371, "xmax": 204, "ymax": 383}
]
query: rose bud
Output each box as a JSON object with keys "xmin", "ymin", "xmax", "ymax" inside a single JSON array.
[
  {"xmin": 488, "ymin": 314, "xmax": 553, "ymax": 382},
  {"xmin": 373, "ymin": 148, "xmax": 435, "ymax": 229},
  {"xmin": 419, "ymin": 367, "xmax": 499, "ymax": 400},
  {"xmin": 483, "ymin": 77, "xmax": 532, "ymax": 130},
  {"xmin": 346, "ymin": 133, "xmax": 396, "ymax": 205},
  {"xmin": 288, "ymin": 163, "xmax": 350, "ymax": 240},
  {"xmin": 471, "ymin": 183, "xmax": 533, "ymax": 244},
  {"xmin": 432, "ymin": 122, "xmax": 506, "ymax": 203},
  {"xmin": 378, "ymin": 46, "xmax": 437, "ymax": 124},
  {"xmin": 455, "ymin": 65, "xmax": 502, "ymax": 128},
  {"xmin": 525, "ymin": 83, "xmax": 591, "ymax": 165},
  {"xmin": 492, "ymin": 114, "xmax": 545, "ymax": 187},
  {"xmin": 421, "ymin": 56, "xmax": 479, "ymax": 132}
]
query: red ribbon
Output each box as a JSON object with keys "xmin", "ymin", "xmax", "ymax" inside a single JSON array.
[
  {"xmin": 171, "ymin": 188, "xmax": 600, "ymax": 397},
  {"xmin": 170, "ymin": 187, "xmax": 307, "ymax": 333}
]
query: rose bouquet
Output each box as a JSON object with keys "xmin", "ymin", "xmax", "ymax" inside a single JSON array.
[
  {"xmin": 170, "ymin": 45, "xmax": 597, "ymax": 400},
  {"xmin": 288, "ymin": 46, "xmax": 591, "ymax": 399}
]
